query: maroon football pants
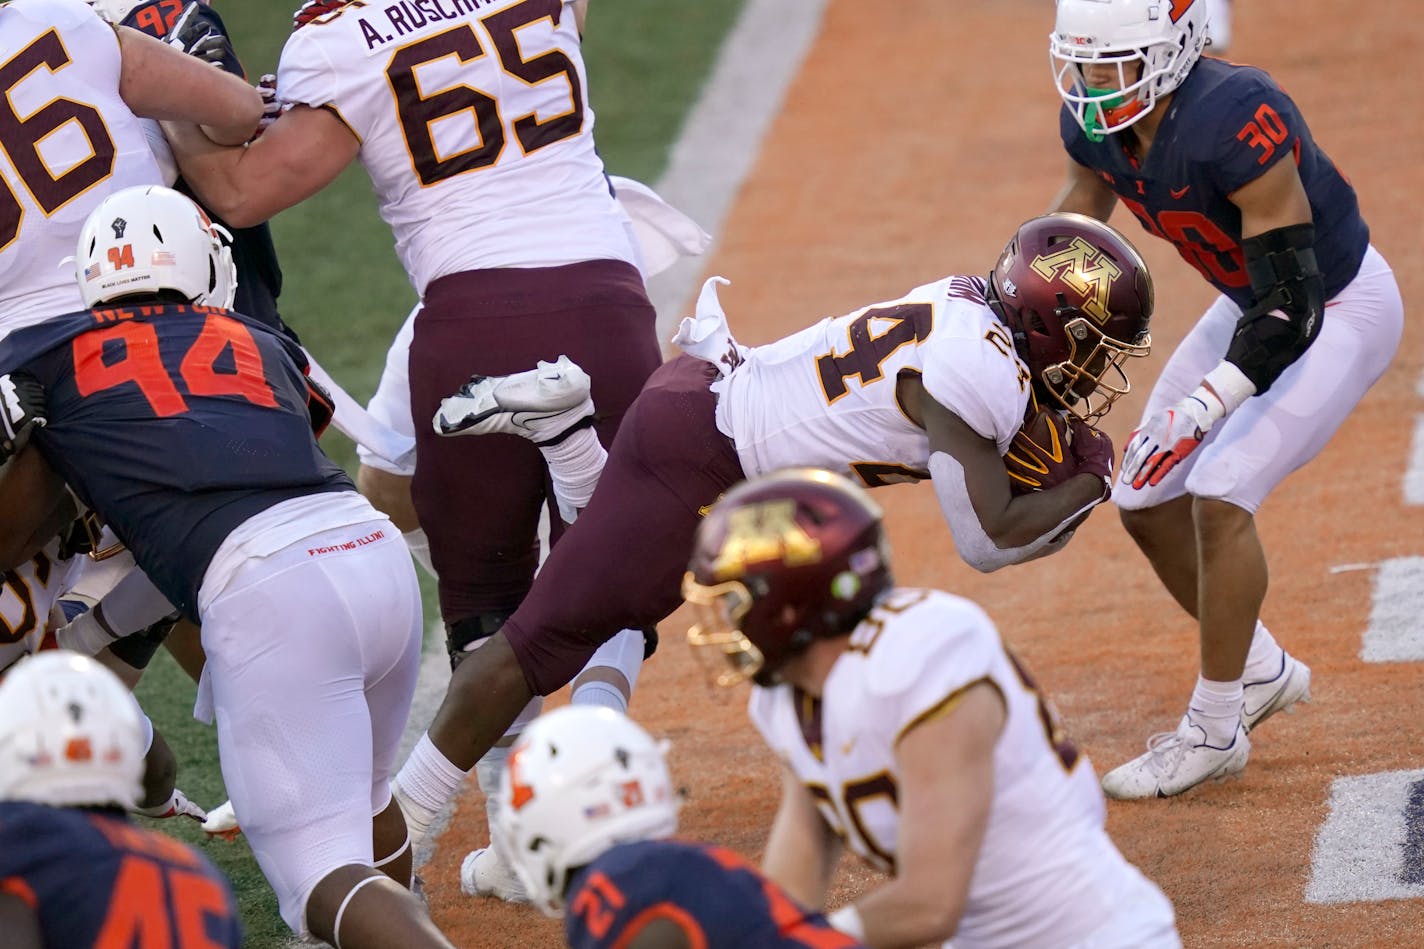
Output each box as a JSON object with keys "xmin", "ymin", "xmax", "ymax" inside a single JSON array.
[
  {"xmin": 408, "ymin": 260, "xmax": 661, "ymax": 626},
  {"xmin": 501, "ymin": 356, "xmax": 746, "ymax": 695}
]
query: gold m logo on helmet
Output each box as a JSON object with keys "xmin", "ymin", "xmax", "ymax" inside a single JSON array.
[
  {"xmin": 1029, "ymin": 237, "xmax": 1122, "ymax": 325},
  {"xmin": 711, "ymin": 500, "xmax": 822, "ymax": 580}
]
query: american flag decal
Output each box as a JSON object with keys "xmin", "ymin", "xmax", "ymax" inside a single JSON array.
[
  {"xmin": 151, "ymin": 251, "xmax": 177, "ymax": 267},
  {"xmin": 84, "ymin": 263, "xmax": 102, "ymax": 281}
]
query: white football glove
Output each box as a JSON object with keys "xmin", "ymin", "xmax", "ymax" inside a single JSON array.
[
  {"xmin": 0, "ymin": 371, "xmax": 46, "ymax": 464},
  {"xmin": 1120, "ymin": 361, "xmax": 1255, "ymax": 489},
  {"xmin": 135, "ymin": 788, "xmax": 207, "ymax": 823}
]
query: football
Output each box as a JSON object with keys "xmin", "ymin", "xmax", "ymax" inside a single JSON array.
[{"xmin": 1004, "ymin": 408, "xmax": 1076, "ymax": 494}]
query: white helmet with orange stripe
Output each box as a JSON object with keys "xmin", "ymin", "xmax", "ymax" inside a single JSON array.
[
  {"xmin": 0, "ymin": 651, "xmax": 145, "ymax": 809},
  {"xmin": 75, "ymin": 186, "xmax": 236, "ymax": 310},
  {"xmin": 490, "ymin": 706, "xmax": 680, "ymax": 917}
]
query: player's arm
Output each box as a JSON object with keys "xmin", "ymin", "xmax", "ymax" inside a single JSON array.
[
  {"xmin": 1221, "ymin": 155, "xmax": 1322, "ymax": 393},
  {"xmin": 0, "ymin": 448, "xmax": 71, "ymax": 570},
  {"xmin": 1047, "ymin": 156, "xmax": 1117, "ymax": 220},
  {"xmin": 827, "ymin": 681, "xmax": 1004, "ymax": 949},
  {"xmin": 1120, "ymin": 158, "xmax": 1317, "ymax": 489},
  {"xmin": 761, "ymin": 765, "xmax": 841, "ymax": 909},
  {"xmin": 0, "ymin": 892, "xmax": 42, "ymax": 949},
  {"xmin": 907, "ymin": 381, "xmax": 1106, "ymax": 572},
  {"xmin": 164, "ymin": 104, "xmax": 360, "ymax": 228},
  {"xmin": 115, "ymin": 26, "xmax": 260, "ymax": 146},
  {"xmin": 570, "ymin": 0, "xmax": 589, "ymax": 34}
]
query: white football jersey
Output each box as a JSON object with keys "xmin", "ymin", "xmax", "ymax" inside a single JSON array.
[
  {"xmin": 719, "ymin": 276, "xmax": 1031, "ymax": 488},
  {"xmin": 0, "ymin": 541, "xmax": 85, "ymax": 677},
  {"xmin": 0, "ymin": 0, "xmax": 162, "ymax": 336},
  {"xmin": 749, "ymin": 588, "xmax": 1176, "ymax": 949},
  {"xmin": 278, "ymin": 0, "xmax": 637, "ymax": 294}
]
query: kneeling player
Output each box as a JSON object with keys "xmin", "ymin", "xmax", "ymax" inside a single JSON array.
[
  {"xmin": 492, "ymin": 704, "xmax": 865, "ymax": 949},
  {"xmin": 0, "ymin": 651, "xmax": 241, "ymax": 948}
]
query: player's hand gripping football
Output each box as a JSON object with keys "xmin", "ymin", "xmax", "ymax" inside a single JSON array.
[
  {"xmin": 0, "ymin": 371, "xmax": 46, "ymax": 464},
  {"xmin": 1004, "ymin": 409, "xmax": 1113, "ymax": 499},
  {"xmin": 1068, "ymin": 416, "xmax": 1115, "ymax": 500}
]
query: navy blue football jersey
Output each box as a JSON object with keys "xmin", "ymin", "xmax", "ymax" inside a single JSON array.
[
  {"xmin": 1061, "ymin": 56, "xmax": 1369, "ymax": 307},
  {"xmin": 0, "ymin": 801, "xmax": 241, "ymax": 948},
  {"xmin": 0, "ymin": 304, "xmax": 352, "ymax": 619},
  {"xmin": 118, "ymin": 0, "xmax": 292, "ymax": 341},
  {"xmin": 564, "ymin": 839, "xmax": 864, "ymax": 949}
]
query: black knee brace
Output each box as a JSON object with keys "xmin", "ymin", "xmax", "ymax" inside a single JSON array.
[{"xmin": 446, "ymin": 610, "xmax": 515, "ymax": 671}]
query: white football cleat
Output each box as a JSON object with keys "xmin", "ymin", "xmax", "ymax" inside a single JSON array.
[
  {"xmin": 201, "ymin": 799, "xmax": 241, "ymax": 841},
  {"xmin": 460, "ymin": 847, "xmax": 528, "ymax": 903},
  {"xmin": 1243, "ymin": 650, "xmax": 1311, "ymax": 732},
  {"xmin": 1101, "ymin": 717, "xmax": 1250, "ymax": 800},
  {"xmin": 435, "ymin": 355, "xmax": 593, "ymax": 445}
]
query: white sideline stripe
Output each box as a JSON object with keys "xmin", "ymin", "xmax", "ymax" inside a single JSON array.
[
  {"xmin": 396, "ymin": 0, "xmax": 829, "ymax": 843},
  {"xmin": 646, "ymin": 0, "xmax": 830, "ymax": 344},
  {"xmin": 1404, "ymin": 415, "xmax": 1424, "ymax": 505},
  {"xmin": 1361, "ymin": 557, "xmax": 1424, "ymax": 663},
  {"xmin": 1306, "ymin": 769, "xmax": 1424, "ymax": 904}
]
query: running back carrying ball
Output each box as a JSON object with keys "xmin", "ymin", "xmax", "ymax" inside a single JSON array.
[{"xmin": 1004, "ymin": 401, "xmax": 1114, "ymax": 498}]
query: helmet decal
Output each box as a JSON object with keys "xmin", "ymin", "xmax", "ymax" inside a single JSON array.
[
  {"xmin": 1029, "ymin": 235, "xmax": 1124, "ymax": 326},
  {"xmin": 709, "ymin": 500, "xmax": 823, "ymax": 581}
]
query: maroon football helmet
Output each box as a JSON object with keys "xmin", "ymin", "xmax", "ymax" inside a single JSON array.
[
  {"xmin": 683, "ymin": 469, "xmax": 892, "ymax": 687},
  {"xmin": 987, "ymin": 212, "xmax": 1153, "ymax": 423}
]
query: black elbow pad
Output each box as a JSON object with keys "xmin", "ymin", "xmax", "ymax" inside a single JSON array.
[{"xmin": 1224, "ymin": 223, "xmax": 1325, "ymax": 393}]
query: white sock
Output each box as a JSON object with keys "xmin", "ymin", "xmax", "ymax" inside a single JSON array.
[
  {"xmin": 1243, "ymin": 621, "xmax": 1285, "ymax": 683},
  {"xmin": 569, "ymin": 627, "xmax": 645, "ymax": 714},
  {"xmin": 539, "ymin": 428, "xmax": 606, "ymax": 523},
  {"xmin": 571, "ymin": 681, "xmax": 627, "ymax": 713},
  {"xmin": 393, "ymin": 733, "xmax": 467, "ymax": 839},
  {"xmin": 1188, "ymin": 676, "xmax": 1244, "ymax": 746},
  {"xmin": 402, "ymin": 528, "xmax": 436, "ymax": 579}
]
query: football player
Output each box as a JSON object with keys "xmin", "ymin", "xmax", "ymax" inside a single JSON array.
[
  {"xmin": 162, "ymin": 0, "xmax": 664, "ymax": 683},
  {"xmin": 685, "ymin": 470, "xmax": 1181, "ymax": 948},
  {"xmin": 0, "ymin": 651, "xmax": 242, "ymax": 948},
  {"xmin": 492, "ymin": 705, "xmax": 866, "ymax": 949},
  {"xmin": 161, "ymin": 0, "xmax": 695, "ymax": 898},
  {"xmin": 392, "ymin": 213, "xmax": 1155, "ymax": 869},
  {"xmin": 0, "ymin": 187, "xmax": 453, "ymax": 949},
  {"xmin": 0, "ymin": 0, "xmax": 260, "ymax": 337},
  {"xmin": 345, "ymin": 174, "xmax": 711, "ymax": 903},
  {"xmin": 1048, "ymin": 0, "xmax": 1402, "ymax": 796}
]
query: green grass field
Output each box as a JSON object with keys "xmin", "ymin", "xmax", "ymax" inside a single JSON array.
[{"xmin": 131, "ymin": 4, "xmax": 746, "ymax": 945}]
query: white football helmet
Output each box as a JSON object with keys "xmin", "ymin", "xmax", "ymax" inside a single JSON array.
[
  {"xmin": 491, "ymin": 706, "xmax": 680, "ymax": 917},
  {"xmin": 0, "ymin": 651, "xmax": 145, "ymax": 809},
  {"xmin": 1050, "ymin": 0, "xmax": 1209, "ymax": 139},
  {"xmin": 75, "ymin": 186, "xmax": 236, "ymax": 310}
]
